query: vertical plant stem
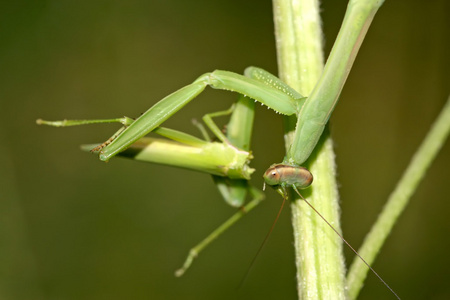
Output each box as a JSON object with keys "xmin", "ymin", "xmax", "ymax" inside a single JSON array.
[{"xmin": 273, "ymin": 0, "xmax": 346, "ymax": 299}]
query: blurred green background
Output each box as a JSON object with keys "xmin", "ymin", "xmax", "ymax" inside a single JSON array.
[{"xmin": 1, "ymin": 1, "xmax": 449, "ymax": 299}]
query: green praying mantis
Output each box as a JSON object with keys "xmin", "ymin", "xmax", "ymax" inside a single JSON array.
[{"xmin": 38, "ymin": 66, "xmax": 399, "ymax": 299}]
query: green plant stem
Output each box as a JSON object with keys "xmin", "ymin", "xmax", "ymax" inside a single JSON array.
[
  {"xmin": 273, "ymin": 0, "xmax": 346, "ymax": 299},
  {"xmin": 347, "ymin": 96, "xmax": 450, "ymax": 299},
  {"xmin": 274, "ymin": 0, "xmax": 390, "ymax": 298}
]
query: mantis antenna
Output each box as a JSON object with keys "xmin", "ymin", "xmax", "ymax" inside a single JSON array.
[
  {"xmin": 291, "ymin": 186, "xmax": 400, "ymax": 300},
  {"xmin": 261, "ymin": 163, "xmax": 401, "ymax": 300}
]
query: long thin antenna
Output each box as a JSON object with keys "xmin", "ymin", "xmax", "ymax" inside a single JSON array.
[
  {"xmin": 238, "ymin": 188, "xmax": 287, "ymax": 289},
  {"xmin": 292, "ymin": 186, "xmax": 401, "ymax": 300}
]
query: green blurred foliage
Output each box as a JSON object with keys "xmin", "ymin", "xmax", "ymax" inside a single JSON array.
[{"xmin": 0, "ymin": 0, "xmax": 449, "ymax": 299}]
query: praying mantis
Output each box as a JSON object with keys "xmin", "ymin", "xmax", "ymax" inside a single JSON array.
[
  {"xmin": 37, "ymin": 66, "xmax": 304, "ymax": 275},
  {"xmin": 36, "ymin": 66, "xmax": 317, "ymax": 271},
  {"xmin": 38, "ymin": 66, "xmax": 399, "ymax": 299}
]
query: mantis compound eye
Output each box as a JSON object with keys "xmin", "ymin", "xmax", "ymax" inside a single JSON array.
[{"xmin": 263, "ymin": 165, "xmax": 282, "ymax": 186}]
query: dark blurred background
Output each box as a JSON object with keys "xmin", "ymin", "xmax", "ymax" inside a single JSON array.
[{"xmin": 1, "ymin": 1, "xmax": 449, "ymax": 299}]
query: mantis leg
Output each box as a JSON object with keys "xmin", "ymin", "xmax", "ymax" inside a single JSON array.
[
  {"xmin": 36, "ymin": 117, "xmax": 134, "ymax": 127},
  {"xmin": 175, "ymin": 186, "xmax": 264, "ymax": 277},
  {"xmin": 37, "ymin": 117, "xmax": 136, "ymax": 152}
]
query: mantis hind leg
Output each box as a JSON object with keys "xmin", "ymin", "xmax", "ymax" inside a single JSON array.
[{"xmin": 174, "ymin": 186, "xmax": 264, "ymax": 277}]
